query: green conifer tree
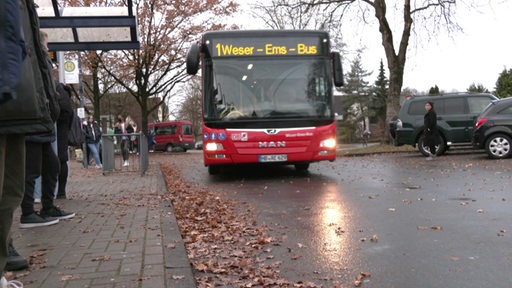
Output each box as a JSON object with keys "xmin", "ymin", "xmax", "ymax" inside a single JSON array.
[
  {"xmin": 339, "ymin": 54, "xmax": 372, "ymax": 142},
  {"xmin": 370, "ymin": 60, "xmax": 389, "ymax": 140},
  {"xmin": 495, "ymin": 68, "xmax": 512, "ymax": 98}
]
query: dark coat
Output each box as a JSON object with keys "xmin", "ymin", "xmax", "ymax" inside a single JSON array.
[
  {"xmin": 0, "ymin": 0, "xmax": 26, "ymax": 104},
  {"xmin": 25, "ymin": 126, "xmax": 56, "ymax": 143},
  {"xmin": 423, "ymin": 109, "xmax": 439, "ymax": 146},
  {"xmin": 84, "ymin": 122, "xmax": 102, "ymax": 144},
  {"xmin": 56, "ymin": 83, "xmax": 73, "ymax": 162},
  {"xmin": 25, "ymin": 82, "xmax": 73, "ymax": 144},
  {"xmin": 126, "ymin": 124, "xmax": 134, "ymax": 134}
]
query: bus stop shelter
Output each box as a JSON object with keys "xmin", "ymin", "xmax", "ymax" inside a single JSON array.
[
  {"xmin": 34, "ymin": 0, "xmax": 148, "ymax": 176},
  {"xmin": 35, "ymin": 0, "xmax": 139, "ymax": 51}
]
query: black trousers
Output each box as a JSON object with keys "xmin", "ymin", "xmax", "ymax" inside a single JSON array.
[
  {"xmin": 424, "ymin": 130, "xmax": 439, "ymax": 155},
  {"xmin": 57, "ymin": 160, "xmax": 68, "ymax": 197},
  {"xmin": 121, "ymin": 139, "xmax": 129, "ymax": 161},
  {"xmin": 21, "ymin": 142, "xmax": 60, "ymax": 215}
]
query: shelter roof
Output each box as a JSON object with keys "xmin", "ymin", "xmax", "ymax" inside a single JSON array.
[{"xmin": 35, "ymin": 0, "xmax": 139, "ymax": 51}]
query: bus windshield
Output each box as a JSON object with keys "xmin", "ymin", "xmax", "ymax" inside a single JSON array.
[{"xmin": 204, "ymin": 57, "xmax": 332, "ymax": 121}]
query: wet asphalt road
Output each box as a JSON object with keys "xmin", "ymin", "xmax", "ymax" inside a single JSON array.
[{"xmin": 174, "ymin": 149, "xmax": 512, "ymax": 287}]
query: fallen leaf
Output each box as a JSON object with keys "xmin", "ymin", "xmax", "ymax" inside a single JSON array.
[
  {"xmin": 171, "ymin": 275, "xmax": 185, "ymax": 280},
  {"xmin": 61, "ymin": 275, "xmax": 80, "ymax": 281},
  {"xmin": 91, "ymin": 255, "xmax": 111, "ymax": 262},
  {"xmin": 417, "ymin": 226, "xmax": 443, "ymax": 230},
  {"xmin": 354, "ymin": 271, "xmax": 371, "ymax": 287}
]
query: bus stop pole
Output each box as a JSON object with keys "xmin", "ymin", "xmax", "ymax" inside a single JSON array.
[{"xmin": 76, "ymin": 51, "xmax": 88, "ymax": 169}]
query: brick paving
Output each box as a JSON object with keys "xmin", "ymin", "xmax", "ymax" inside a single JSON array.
[{"xmin": 9, "ymin": 156, "xmax": 195, "ymax": 288}]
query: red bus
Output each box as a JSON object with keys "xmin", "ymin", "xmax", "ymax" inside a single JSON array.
[
  {"xmin": 186, "ymin": 30, "xmax": 343, "ymax": 174},
  {"xmin": 148, "ymin": 120, "xmax": 195, "ymax": 152}
]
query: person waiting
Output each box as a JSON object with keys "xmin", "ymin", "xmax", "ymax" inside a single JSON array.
[{"xmin": 84, "ymin": 115, "xmax": 102, "ymax": 168}]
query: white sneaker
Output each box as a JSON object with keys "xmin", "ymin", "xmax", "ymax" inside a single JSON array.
[
  {"xmin": 123, "ymin": 161, "xmax": 129, "ymax": 167},
  {"xmin": 34, "ymin": 198, "xmax": 41, "ymax": 204},
  {"xmin": 1, "ymin": 277, "xmax": 24, "ymax": 288}
]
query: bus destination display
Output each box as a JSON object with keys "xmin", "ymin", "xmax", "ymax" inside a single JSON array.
[{"xmin": 209, "ymin": 37, "xmax": 323, "ymax": 57}]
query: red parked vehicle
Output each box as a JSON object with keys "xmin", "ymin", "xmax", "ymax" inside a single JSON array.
[{"xmin": 149, "ymin": 120, "xmax": 195, "ymax": 152}]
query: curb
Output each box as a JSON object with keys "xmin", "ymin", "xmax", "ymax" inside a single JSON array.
[{"xmin": 157, "ymin": 165, "xmax": 196, "ymax": 288}]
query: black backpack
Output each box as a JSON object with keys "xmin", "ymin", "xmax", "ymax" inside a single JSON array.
[{"xmin": 68, "ymin": 111, "xmax": 85, "ymax": 146}]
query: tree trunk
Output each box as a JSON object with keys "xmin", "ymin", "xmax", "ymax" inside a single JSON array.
[{"xmin": 372, "ymin": 0, "xmax": 412, "ymax": 141}]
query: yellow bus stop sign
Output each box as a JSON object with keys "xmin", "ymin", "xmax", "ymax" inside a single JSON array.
[
  {"xmin": 64, "ymin": 60, "xmax": 76, "ymax": 72},
  {"xmin": 63, "ymin": 59, "xmax": 79, "ymax": 84}
]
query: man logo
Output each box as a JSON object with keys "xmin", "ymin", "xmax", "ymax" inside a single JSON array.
[
  {"xmin": 259, "ymin": 141, "xmax": 286, "ymax": 148},
  {"xmin": 266, "ymin": 129, "xmax": 279, "ymax": 135}
]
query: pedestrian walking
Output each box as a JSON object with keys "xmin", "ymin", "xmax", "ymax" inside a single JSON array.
[
  {"xmin": 424, "ymin": 101, "xmax": 439, "ymax": 160},
  {"xmin": 362, "ymin": 130, "xmax": 371, "ymax": 147}
]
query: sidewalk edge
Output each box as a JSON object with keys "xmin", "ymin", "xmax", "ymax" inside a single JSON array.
[{"xmin": 156, "ymin": 164, "xmax": 197, "ymax": 288}]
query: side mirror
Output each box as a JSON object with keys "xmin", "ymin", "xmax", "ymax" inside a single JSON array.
[
  {"xmin": 331, "ymin": 52, "xmax": 344, "ymax": 87},
  {"xmin": 186, "ymin": 43, "xmax": 200, "ymax": 75}
]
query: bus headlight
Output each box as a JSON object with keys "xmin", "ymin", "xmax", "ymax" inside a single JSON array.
[
  {"xmin": 205, "ymin": 142, "xmax": 224, "ymax": 151},
  {"xmin": 320, "ymin": 138, "xmax": 337, "ymax": 149}
]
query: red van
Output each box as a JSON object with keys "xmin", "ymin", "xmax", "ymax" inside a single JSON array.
[{"xmin": 149, "ymin": 120, "xmax": 195, "ymax": 152}]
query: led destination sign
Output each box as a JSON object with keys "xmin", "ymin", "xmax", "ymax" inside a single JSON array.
[{"xmin": 208, "ymin": 36, "xmax": 324, "ymax": 57}]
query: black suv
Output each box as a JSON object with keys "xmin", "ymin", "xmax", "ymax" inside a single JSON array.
[
  {"xmin": 473, "ymin": 97, "xmax": 512, "ymax": 159},
  {"xmin": 389, "ymin": 93, "xmax": 498, "ymax": 156}
]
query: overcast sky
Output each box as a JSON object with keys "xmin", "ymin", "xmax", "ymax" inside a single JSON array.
[{"xmin": 236, "ymin": 1, "xmax": 512, "ymax": 93}]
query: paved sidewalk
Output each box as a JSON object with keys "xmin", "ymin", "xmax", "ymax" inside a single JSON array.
[{"xmin": 9, "ymin": 157, "xmax": 195, "ymax": 288}]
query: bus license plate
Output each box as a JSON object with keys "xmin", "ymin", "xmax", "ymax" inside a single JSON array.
[{"xmin": 258, "ymin": 154, "xmax": 287, "ymax": 163}]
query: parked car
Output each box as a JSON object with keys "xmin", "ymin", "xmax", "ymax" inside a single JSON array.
[
  {"xmin": 148, "ymin": 120, "xmax": 195, "ymax": 152},
  {"xmin": 473, "ymin": 97, "xmax": 512, "ymax": 159},
  {"xmin": 389, "ymin": 93, "xmax": 498, "ymax": 156}
]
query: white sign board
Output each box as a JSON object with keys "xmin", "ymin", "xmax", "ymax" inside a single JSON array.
[
  {"xmin": 63, "ymin": 59, "xmax": 79, "ymax": 84},
  {"xmin": 77, "ymin": 107, "xmax": 85, "ymax": 119}
]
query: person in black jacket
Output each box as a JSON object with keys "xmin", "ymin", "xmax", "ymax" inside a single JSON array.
[
  {"xmin": 56, "ymin": 83, "xmax": 73, "ymax": 198},
  {"xmin": 126, "ymin": 121, "xmax": 135, "ymax": 153},
  {"xmin": 115, "ymin": 115, "xmax": 130, "ymax": 167},
  {"xmin": 84, "ymin": 115, "xmax": 102, "ymax": 168},
  {"xmin": 19, "ymin": 31, "xmax": 75, "ymax": 229},
  {"xmin": 424, "ymin": 101, "xmax": 439, "ymax": 160},
  {"xmin": 0, "ymin": 0, "xmax": 27, "ymax": 281}
]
